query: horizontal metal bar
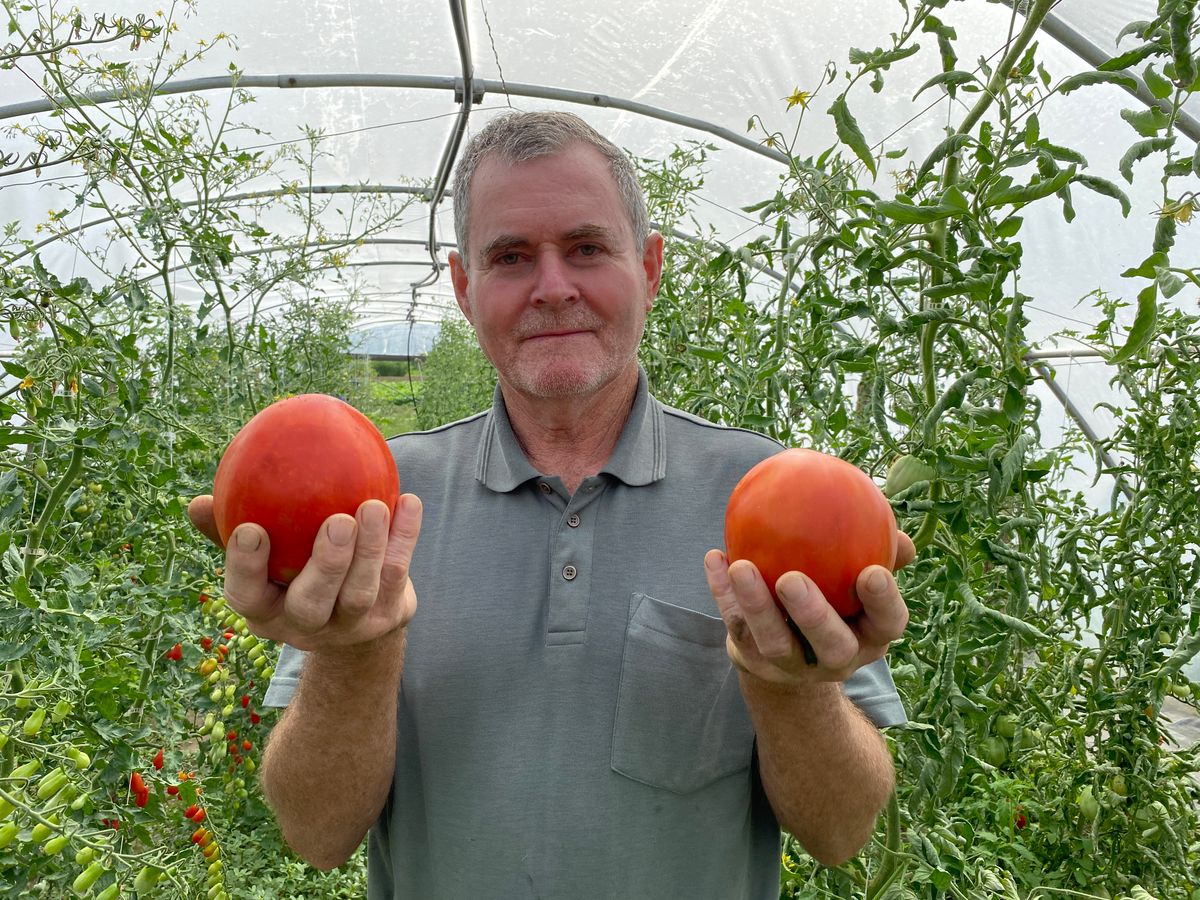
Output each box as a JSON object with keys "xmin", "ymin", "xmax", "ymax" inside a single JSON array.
[
  {"xmin": 5, "ymin": 184, "xmax": 431, "ymax": 265},
  {"xmin": 0, "ymin": 73, "xmax": 789, "ymax": 165},
  {"xmin": 1023, "ymin": 347, "xmax": 1105, "ymax": 361}
]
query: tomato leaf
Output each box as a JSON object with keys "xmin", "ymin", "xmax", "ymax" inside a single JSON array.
[
  {"xmin": 1116, "ymin": 20, "xmax": 1152, "ymax": 46},
  {"xmin": 829, "ymin": 96, "xmax": 877, "ymax": 178},
  {"xmin": 1074, "ymin": 174, "xmax": 1131, "ymax": 217},
  {"xmin": 917, "ymin": 133, "xmax": 974, "ymax": 182},
  {"xmin": 1098, "ymin": 44, "xmax": 1159, "ymax": 72},
  {"xmin": 877, "ymin": 186, "xmax": 967, "ymax": 225},
  {"xmin": 1142, "ymin": 64, "xmax": 1174, "ymax": 99},
  {"xmin": 849, "ymin": 44, "xmax": 921, "ymax": 70},
  {"xmin": 913, "ymin": 70, "xmax": 977, "ymax": 100},
  {"xmin": 1120, "ymin": 106, "xmax": 1170, "ymax": 137},
  {"xmin": 922, "ymin": 274, "xmax": 998, "ymax": 301},
  {"xmin": 0, "ymin": 639, "xmax": 37, "ymax": 663},
  {"xmin": 958, "ymin": 582, "xmax": 1049, "ymax": 642},
  {"xmin": 1171, "ymin": 6, "xmax": 1197, "ymax": 87},
  {"xmin": 1153, "ymin": 214, "xmax": 1177, "ymax": 253},
  {"xmin": 983, "ymin": 166, "xmax": 1076, "ymax": 208},
  {"xmin": 686, "ymin": 345, "xmax": 727, "ymax": 362},
  {"xmin": 1156, "ymin": 267, "xmax": 1184, "ymax": 299},
  {"xmin": 1057, "ymin": 70, "xmax": 1139, "ymax": 94},
  {"xmin": 999, "ymin": 433, "xmax": 1036, "ymax": 500},
  {"xmin": 1156, "ymin": 630, "xmax": 1200, "ymax": 682},
  {"xmin": 922, "ymin": 369, "xmax": 982, "ymax": 445},
  {"xmin": 1108, "ymin": 283, "xmax": 1158, "ymax": 364},
  {"xmin": 1119, "ymin": 137, "xmax": 1174, "ymax": 183},
  {"xmin": 1121, "ymin": 251, "xmax": 1168, "ymax": 280}
]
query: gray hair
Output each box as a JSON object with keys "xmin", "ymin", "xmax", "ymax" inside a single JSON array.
[{"xmin": 451, "ymin": 111, "xmax": 650, "ymax": 267}]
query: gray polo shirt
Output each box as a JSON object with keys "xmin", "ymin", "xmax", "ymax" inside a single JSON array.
[{"xmin": 264, "ymin": 371, "xmax": 906, "ymax": 899}]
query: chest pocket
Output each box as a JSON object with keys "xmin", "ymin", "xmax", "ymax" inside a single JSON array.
[{"xmin": 610, "ymin": 593, "xmax": 755, "ymax": 794}]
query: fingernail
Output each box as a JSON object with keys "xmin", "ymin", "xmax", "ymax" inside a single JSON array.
[
  {"xmin": 730, "ymin": 564, "xmax": 755, "ymax": 592},
  {"xmin": 328, "ymin": 518, "xmax": 354, "ymax": 545},
  {"xmin": 360, "ymin": 502, "xmax": 387, "ymax": 528},
  {"xmin": 780, "ymin": 572, "xmax": 807, "ymax": 602},
  {"xmin": 235, "ymin": 526, "xmax": 260, "ymax": 552},
  {"xmin": 867, "ymin": 568, "xmax": 888, "ymax": 595}
]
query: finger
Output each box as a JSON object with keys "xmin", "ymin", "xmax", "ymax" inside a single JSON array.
[
  {"xmin": 379, "ymin": 494, "xmax": 422, "ymax": 610},
  {"xmin": 187, "ymin": 495, "xmax": 222, "ymax": 547},
  {"xmin": 895, "ymin": 531, "xmax": 917, "ymax": 570},
  {"xmin": 328, "ymin": 500, "xmax": 393, "ymax": 626},
  {"xmin": 704, "ymin": 549, "xmax": 739, "ymax": 622},
  {"xmin": 726, "ymin": 559, "xmax": 799, "ymax": 663},
  {"xmin": 855, "ymin": 565, "xmax": 909, "ymax": 647},
  {"xmin": 222, "ymin": 523, "xmax": 283, "ymax": 624},
  {"xmin": 284, "ymin": 514, "xmax": 358, "ymax": 634},
  {"xmin": 703, "ymin": 550, "xmax": 755, "ymax": 670},
  {"xmin": 776, "ymin": 572, "xmax": 858, "ymax": 671}
]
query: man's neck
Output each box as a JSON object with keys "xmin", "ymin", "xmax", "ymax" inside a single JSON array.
[{"xmin": 500, "ymin": 368, "xmax": 639, "ymax": 495}]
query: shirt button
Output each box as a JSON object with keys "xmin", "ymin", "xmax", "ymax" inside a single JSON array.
[
  {"xmin": 562, "ymin": 565, "xmax": 577, "ymax": 581},
  {"xmin": 538, "ymin": 482, "xmax": 552, "ymax": 494},
  {"xmin": 567, "ymin": 514, "xmax": 580, "ymax": 528}
]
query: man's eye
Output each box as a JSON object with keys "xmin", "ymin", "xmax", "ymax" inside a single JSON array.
[
  {"xmin": 497, "ymin": 252, "xmax": 521, "ymax": 265},
  {"xmin": 577, "ymin": 244, "xmax": 600, "ymax": 257}
]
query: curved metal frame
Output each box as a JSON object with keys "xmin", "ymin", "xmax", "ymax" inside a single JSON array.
[{"xmin": 0, "ymin": 0, "xmax": 1153, "ymax": 474}]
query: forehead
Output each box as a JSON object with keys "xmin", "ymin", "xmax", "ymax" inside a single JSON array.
[{"xmin": 467, "ymin": 143, "xmax": 631, "ymax": 245}]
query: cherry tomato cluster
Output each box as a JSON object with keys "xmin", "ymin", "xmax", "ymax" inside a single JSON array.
[
  {"xmin": 192, "ymin": 592, "xmax": 272, "ymax": 804},
  {"xmin": 0, "ymin": 587, "xmax": 272, "ymax": 897}
]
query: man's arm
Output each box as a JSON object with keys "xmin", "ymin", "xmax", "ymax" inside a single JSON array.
[
  {"xmin": 704, "ymin": 536, "xmax": 912, "ymax": 867},
  {"xmin": 260, "ymin": 627, "xmax": 406, "ymax": 870},
  {"xmin": 187, "ymin": 493, "xmax": 421, "ymax": 868},
  {"xmin": 738, "ymin": 676, "xmax": 893, "ymax": 867}
]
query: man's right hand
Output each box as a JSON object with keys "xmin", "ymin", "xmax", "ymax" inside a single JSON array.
[{"xmin": 186, "ymin": 495, "xmax": 421, "ymax": 652}]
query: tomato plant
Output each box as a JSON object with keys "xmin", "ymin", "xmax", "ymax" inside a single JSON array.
[
  {"xmin": 724, "ymin": 449, "xmax": 897, "ymax": 617},
  {"xmin": 212, "ymin": 395, "xmax": 400, "ymax": 584}
]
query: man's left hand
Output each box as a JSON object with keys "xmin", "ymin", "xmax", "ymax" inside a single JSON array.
[{"xmin": 704, "ymin": 533, "xmax": 915, "ymax": 686}]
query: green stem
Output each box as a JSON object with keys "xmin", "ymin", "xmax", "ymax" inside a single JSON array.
[
  {"xmin": 22, "ymin": 438, "xmax": 85, "ymax": 580},
  {"xmin": 865, "ymin": 790, "xmax": 906, "ymax": 899},
  {"xmin": 911, "ymin": 483, "xmax": 942, "ymax": 552},
  {"xmin": 137, "ymin": 531, "xmax": 177, "ymax": 699},
  {"xmin": 914, "ymin": 0, "xmax": 1054, "ymax": 543}
]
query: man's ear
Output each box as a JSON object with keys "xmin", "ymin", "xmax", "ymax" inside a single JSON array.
[
  {"xmin": 642, "ymin": 232, "xmax": 665, "ymax": 311},
  {"xmin": 448, "ymin": 250, "xmax": 473, "ymax": 323}
]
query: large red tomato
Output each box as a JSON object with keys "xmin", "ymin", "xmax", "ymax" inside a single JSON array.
[
  {"xmin": 212, "ymin": 394, "xmax": 400, "ymax": 585},
  {"xmin": 724, "ymin": 448, "xmax": 897, "ymax": 618}
]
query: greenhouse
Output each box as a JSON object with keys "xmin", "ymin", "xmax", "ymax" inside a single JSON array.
[{"xmin": 1, "ymin": 0, "xmax": 1198, "ymax": 896}]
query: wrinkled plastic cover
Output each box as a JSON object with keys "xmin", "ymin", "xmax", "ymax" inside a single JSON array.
[{"xmin": 1, "ymin": 0, "xmax": 1197, "ymax": 501}]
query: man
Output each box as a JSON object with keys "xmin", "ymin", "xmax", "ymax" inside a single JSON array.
[{"xmin": 188, "ymin": 111, "xmax": 912, "ymax": 899}]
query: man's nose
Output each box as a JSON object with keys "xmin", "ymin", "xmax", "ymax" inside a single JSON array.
[{"xmin": 530, "ymin": 251, "xmax": 579, "ymax": 306}]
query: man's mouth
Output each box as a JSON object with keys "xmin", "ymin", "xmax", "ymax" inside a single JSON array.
[{"xmin": 526, "ymin": 330, "xmax": 588, "ymax": 340}]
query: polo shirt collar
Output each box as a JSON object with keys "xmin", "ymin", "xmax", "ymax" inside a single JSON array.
[{"xmin": 475, "ymin": 368, "xmax": 667, "ymax": 492}]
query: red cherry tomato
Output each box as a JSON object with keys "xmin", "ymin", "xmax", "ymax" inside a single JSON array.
[
  {"xmin": 212, "ymin": 394, "xmax": 400, "ymax": 584},
  {"xmin": 724, "ymin": 448, "xmax": 897, "ymax": 618}
]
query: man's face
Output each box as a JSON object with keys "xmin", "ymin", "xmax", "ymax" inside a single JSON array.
[{"xmin": 449, "ymin": 143, "xmax": 663, "ymax": 403}]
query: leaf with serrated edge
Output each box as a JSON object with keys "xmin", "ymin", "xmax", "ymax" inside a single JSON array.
[
  {"xmin": 829, "ymin": 96, "xmax": 877, "ymax": 177},
  {"xmin": 1109, "ymin": 283, "xmax": 1158, "ymax": 364},
  {"xmin": 1075, "ymin": 174, "xmax": 1131, "ymax": 217}
]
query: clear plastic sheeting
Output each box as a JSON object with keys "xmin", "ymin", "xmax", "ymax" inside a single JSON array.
[
  {"xmin": 1, "ymin": 0, "xmax": 1197, "ymax": 507},
  {"xmin": 2, "ymin": 0, "xmax": 1194, "ymax": 327}
]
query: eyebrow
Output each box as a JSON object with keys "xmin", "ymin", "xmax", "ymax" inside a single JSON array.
[{"xmin": 478, "ymin": 224, "xmax": 623, "ymax": 262}]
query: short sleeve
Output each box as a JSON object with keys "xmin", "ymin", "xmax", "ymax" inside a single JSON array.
[
  {"xmin": 262, "ymin": 644, "xmax": 305, "ymax": 708},
  {"xmin": 843, "ymin": 657, "xmax": 907, "ymax": 728}
]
